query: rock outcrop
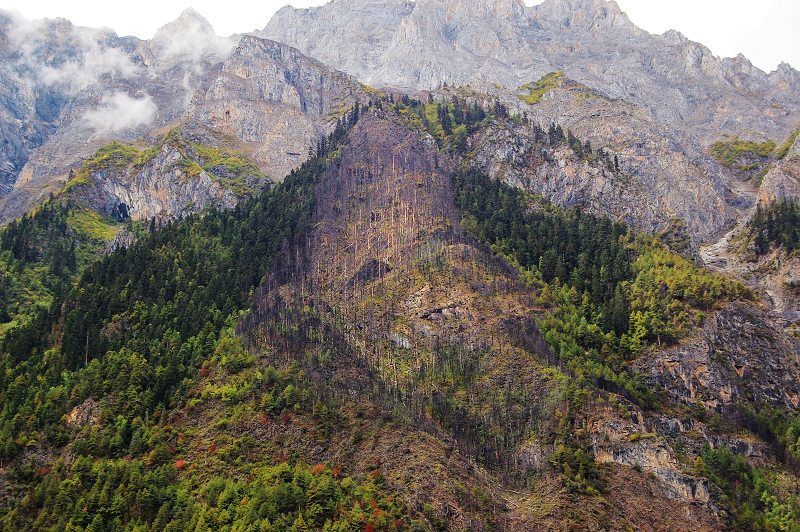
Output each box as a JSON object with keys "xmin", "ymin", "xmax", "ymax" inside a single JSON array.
[
  {"xmin": 186, "ymin": 36, "xmax": 370, "ymax": 182},
  {"xmin": 468, "ymin": 82, "xmax": 735, "ymax": 241},
  {"xmin": 637, "ymin": 302, "xmax": 800, "ymax": 413},
  {"xmin": 73, "ymin": 144, "xmax": 239, "ymax": 222},
  {"xmin": 760, "ymin": 133, "xmax": 800, "ymax": 205}
]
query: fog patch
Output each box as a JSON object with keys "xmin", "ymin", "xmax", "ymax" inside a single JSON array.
[
  {"xmin": 151, "ymin": 9, "xmax": 236, "ymax": 63},
  {"xmin": 4, "ymin": 10, "xmax": 140, "ymax": 93},
  {"xmin": 84, "ymin": 93, "xmax": 157, "ymax": 133},
  {"xmin": 155, "ymin": 30, "xmax": 235, "ymax": 62},
  {"xmin": 39, "ymin": 45, "xmax": 139, "ymax": 92}
]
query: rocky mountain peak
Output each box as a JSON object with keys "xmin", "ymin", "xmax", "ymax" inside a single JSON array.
[
  {"xmin": 720, "ymin": 53, "xmax": 766, "ymax": 89},
  {"xmin": 662, "ymin": 28, "xmax": 687, "ymax": 44},
  {"xmin": 533, "ymin": 0, "xmax": 632, "ymax": 31},
  {"xmin": 175, "ymin": 7, "xmax": 209, "ymax": 24},
  {"xmin": 152, "ymin": 7, "xmax": 214, "ymax": 38},
  {"xmin": 429, "ymin": 0, "xmax": 527, "ymax": 20},
  {"xmin": 187, "ymin": 33, "xmax": 367, "ymax": 181},
  {"xmin": 725, "ymin": 53, "xmax": 759, "ymax": 74},
  {"xmin": 770, "ymin": 61, "xmax": 800, "ymax": 90},
  {"xmin": 150, "ymin": 7, "xmax": 234, "ymax": 62}
]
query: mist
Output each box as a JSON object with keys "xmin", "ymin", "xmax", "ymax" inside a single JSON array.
[{"xmin": 83, "ymin": 92, "xmax": 158, "ymax": 133}]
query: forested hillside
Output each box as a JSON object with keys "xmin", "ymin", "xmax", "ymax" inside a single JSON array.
[
  {"xmin": 1, "ymin": 102, "xmax": 798, "ymax": 530},
  {"xmin": 750, "ymin": 200, "xmax": 800, "ymax": 256}
]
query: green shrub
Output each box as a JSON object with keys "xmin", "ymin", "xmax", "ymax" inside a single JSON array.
[{"xmin": 517, "ymin": 71, "xmax": 565, "ymax": 105}]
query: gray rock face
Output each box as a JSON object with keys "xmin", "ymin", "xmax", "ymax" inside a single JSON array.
[
  {"xmin": 261, "ymin": 0, "xmax": 800, "ymax": 144},
  {"xmin": 468, "ymin": 80, "xmax": 735, "ymax": 241},
  {"xmin": 470, "ymin": 116, "xmax": 660, "ymax": 232},
  {"xmin": 0, "ymin": 8, "xmax": 236, "ymax": 222},
  {"xmin": 636, "ymin": 302, "xmax": 800, "ymax": 413},
  {"xmin": 185, "ymin": 36, "xmax": 369, "ymax": 182},
  {"xmin": 760, "ymin": 134, "xmax": 800, "ymax": 205},
  {"xmin": 72, "ymin": 143, "xmax": 238, "ymax": 222},
  {"xmin": 591, "ymin": 414, "xmax": 716, "ymax": 508}
]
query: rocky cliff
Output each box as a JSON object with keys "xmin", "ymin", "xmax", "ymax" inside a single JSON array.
[
  {"xmin": 697, "ymin": 132, "xmax": 800, "ymax": 325},
  {"xmin": 760, "ymin": 133, "xmax": 800, "ymax": 205},
  {"xmin": 466, "ymin": 77, "xmax": 736, "ymax": 242},
  {"xmin": 67, "ymin": 143, "xmax": 240, "ymax": 223},
  {"xmin": 0, "ymin": 8, "xmax": 235, "ymax": 222},
  {"xmin": 185, "ymin": 35, "xmax": 370, "ymax": 183},
  {"xmin": 262, "ymin": 0, "xmax": 800, "ymax": 145},
  {"xmin": 638, "ymin": 301, "xmax": 800, "ymax": 413},
  {"xmin": 0, "ymin": 16, "xmax": 375, "ymax": 224}
]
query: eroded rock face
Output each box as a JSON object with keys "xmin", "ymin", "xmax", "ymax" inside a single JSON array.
[
  {"xmin": 591, "ymin": 414, "xmax": 715, "ymax": 506},
  {"xmin": 468, "ymin": 110, "xmax": 732, "ymax": 242},
  {"xmin": 0, "ymin": 9, "xmax": 236, "ymax": 222},
  {"xmin": 65, "ymin": 398, "xmax": 99, "ymax": 427},
  {"xmin": 637, "ymin": 302, "xmax": 800, "ymax": 413},
  {"xmin": 75, "ymin": 144, "xmax": 238, "ymax": 222},
  {"xmin": 760, "ymin": 135, "xmax": 800, "ymax": 205},
  {"xmin": 186, "ymin": 36, "xmax": 369, "ymax": 182},
  {"xmin": 261, "ymin": 0, "xmax": 800, "ymax": 144}
]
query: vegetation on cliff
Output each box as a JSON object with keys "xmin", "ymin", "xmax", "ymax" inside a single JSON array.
[
  {"xmin": 452, "ymin": 166, "xmax": 749, "ymax": 407},
  {"xmin": 1, "ymin": 100, "xmax": 798, "ymax": 529},
  {"xmin": 516, "ymin": 71, "xmax": 565, "ymax": 105},
  {"xmin": 710, "ymin": 136, "xmax": 776, "ymax": 179},
  {"xmin": 750, "ymin": 199, "xmax": 800, "ymax": 255},
  {"xmin": 777, "ymin": 126, "xmax": 800, "ymax": 160}
]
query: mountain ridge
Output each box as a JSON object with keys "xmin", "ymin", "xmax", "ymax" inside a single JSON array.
[{"xmin": 261, "ymin": 0, "xmax": 800, "ymax": 144}]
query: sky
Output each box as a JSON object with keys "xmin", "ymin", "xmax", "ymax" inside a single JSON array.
[{"xmin": 1, "ymin": 0, "xmax": 798, "ymax": 72}]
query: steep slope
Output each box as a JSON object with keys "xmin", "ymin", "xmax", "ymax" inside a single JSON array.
[
  {"xmin": 699, "ymin": 132, "xmax": 800, "ymax": 324},
  {"xmin": 465, "ymin": 78, "xmax": 735, "ymax": 242},
  {"xmin": 0, "ymin": 9, "xmax": 235, "ymax": 222},
  {"xmin": 2, "ymin": 103, "xmax": 799, "ymax": 529},
  {"xmin": 239, "ymin": 105, "xmax": 800, "ymax": 527},
  {"xmin": 185, "ymin": 35, "xmax": 371, "ymax": 183},
  {"xmin": 261, "ymin": 0, "xmax": 800, "ymax": 144},
  {"xmin": 0, "ymin": 129, "xmax": 266, "ymax": 336},
  {"xmin": 0, "ymin": 21, "xmax": 374, "ymax": 224},
  {"xmin": 760, "ymin": 131, "xmax": 800, "ymax": 205},
  {"xmin": 240, "ymin": 109, "xmax": 734, "ymax": 528},
  {"xmin": 60, "ymin": 133, "xmax": 261, "ymax": 224}
]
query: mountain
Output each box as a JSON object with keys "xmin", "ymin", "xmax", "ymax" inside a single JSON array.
[
  {"xmin": 1, "ymin": 1, "xmax": 800, "ymax": 530},
  {"xmin": 466, "ymin": 78, "xmax": 735, "ymax": 242},
  {"xmin": 49, "ymin": 33, "xmax": 369, "ymax": 225},
  {"xmin": 698, "ymin": 131, "xmax": 800, "ymax": 324},
  {"xmin": 0, "ymin": 8, "xmax": 235, "ymax": 221},
  {"xmin": 0, "ymin": 103, "xmax": 782, "ymax": 529},
  {"xmin": 3, "ymin": 90, "xmax": 800, "ymax": 531},
  {"xmin": 185, "ymin": 35, "xmax": 370, "ymax": 183},
  {"xmin": 0, "ymin": 11, "xmax": 372, "ymax": 224},
  {"xmin": 262, "ymin": 0, "xmax": 800, "ymax": 144},
  {"xmin": 258, "ymin": 0, "xmax": 800, "ymax": 246}
]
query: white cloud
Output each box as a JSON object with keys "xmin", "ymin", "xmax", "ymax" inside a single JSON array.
[
  {"xmin": 151, "ymin": 14, "xmax": 236, "ymax": 62},
  {"xmin": 5, "ymin": 10, "xmax": 140, "ymax": 93},
  {"xmin": 38, "ymin": 44, "xmax": 140, "ymax": 92},
  {"xmin": 83, "ymin": 93, "xmax": 158, "ymax": 132}
]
